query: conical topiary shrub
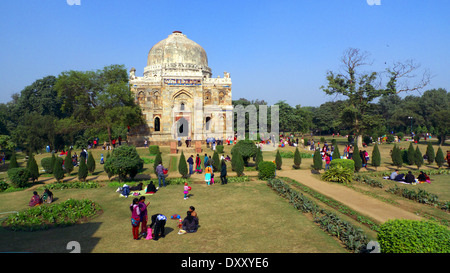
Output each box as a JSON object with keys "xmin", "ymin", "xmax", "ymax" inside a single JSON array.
[
  {"xmin": 178, "ymin": 151, "xmax": 188, "ymax": 178},
  {"xmin": 87, "ymin": 152, "xmax": 96, "ymax": 174},
  {"xmin": 275, "ymin": 150, "xmax": 282, "ymax": 170},
  {"xmin": 425, "ymin": 142, "xmax": 435, "ymax": 164},
  {"xmin": 293, "ymin": 147, "xmax": 301, "ymax": 169},
  {"xmin": 352, "ymin": 145, "xmax": 362, "ymax": 172},
  {"xmin": 312, "ymin": 149, "xmax": 322, "ymax": 171},
  {"xmin": 435, "ymin": 147, "xmax": 445, "ymax": 169},
  {"xmin": 371, "ymin": 143, "xmax": 381, "ymax": 171},
  {"xmin": 78, "ymin": 157, "xmax": 88, "ymax": 182},
  {"xmin": 406, "ymin": 142, "xmax": 415, "ymax": 165},
  {"xmin": 27, "ymin": 154, "xmax": 39, "ymax": 183},
  {"xmin": 53, "ymin": 157, "xmax": 65, "ymax": 182},
  {"xmin": 414, "ymin": 146, "xmax": 423, "ymax": 170}
]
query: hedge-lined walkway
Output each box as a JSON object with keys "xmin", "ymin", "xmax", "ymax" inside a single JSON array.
[{"xmin": 279, "ymin": 169, "xmax": 423, "ymax": 223}]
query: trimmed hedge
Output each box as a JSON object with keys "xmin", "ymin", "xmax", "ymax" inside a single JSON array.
[
  {"xmin": 41, "ymin": 157, "xmax": 54, "ymax": 174},
  {"xmin": 377, "ymin": 219, "xmax": 450, "ymax": 253},
  {"xmin": 149, "ymin": 145, "xmax": 160, "ymax": 155},
  {"xmin": 267, "ymin": 178, "xmax": 369, "ymax": 252},
  {"xmin": 3, "ymin": 199, "xmax": 102, "ymax": 232},
  {"xmin": 258, "ymin": 161, "xmax": 276, "ymax": 180},
  {"xmin": 329, "ymin": 159, "xmax": 355, "ymax": 172}
]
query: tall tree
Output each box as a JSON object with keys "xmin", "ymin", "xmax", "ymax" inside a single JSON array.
[
  {"xmin": 321, "ymin": 48, "xmax": 430, "ymax": 148},
  {"xmin": 55, "ymin": 64, "xmax": 144, "ymax": 145}
]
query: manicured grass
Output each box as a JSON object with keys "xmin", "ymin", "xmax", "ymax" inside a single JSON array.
[{"xmin": 0, "ymin": 180, "xmax": 346, "ymax": 253}]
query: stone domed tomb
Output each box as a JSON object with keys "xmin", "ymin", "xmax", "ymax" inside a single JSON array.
[{"xmin": 128, "ymin": 31, "xmax": 233, "ymax": 145}]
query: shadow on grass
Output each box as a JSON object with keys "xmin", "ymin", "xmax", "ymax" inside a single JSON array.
[{"xmin": 0, "ymin": 221, "xmax": 102, "ymax": 253}]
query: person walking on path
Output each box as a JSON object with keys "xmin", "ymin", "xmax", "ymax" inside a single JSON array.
[
  {"xmin": 195, "ymin": 154, "xmax": 202, "ymax": 173},
  {"xmin": 187, "ymin": 155, "xmax": 194, "ymax": 175}
]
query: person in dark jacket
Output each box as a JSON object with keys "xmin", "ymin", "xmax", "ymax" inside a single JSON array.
[
  {"xmin": 220, "ymin": 159, "xmax": 227, "ymax": 185},
  {"xmin": 182, "ymin": 211, "xmax": 199, "ymax": 233},
  {"xmin": 405, "ymin": 171, "xmax": 416, "ymax": 184}
]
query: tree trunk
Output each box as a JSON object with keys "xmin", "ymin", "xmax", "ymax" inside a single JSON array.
[{"xmin": 107, "ymin": 126, "xmax": 112, "ymax": 147}]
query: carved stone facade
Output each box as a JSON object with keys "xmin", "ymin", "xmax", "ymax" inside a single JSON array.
[{"xmin": 128, "ymin": 31, "xmax": 233, "ymax": 145}]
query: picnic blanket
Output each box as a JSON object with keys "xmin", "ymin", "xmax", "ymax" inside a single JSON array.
[{"xmin": 119, "ymin": 189, "xmax": 155, "ymax": 198}]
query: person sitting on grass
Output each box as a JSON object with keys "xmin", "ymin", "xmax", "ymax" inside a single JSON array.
[
  {"xmin": 181, "ymin": 211, "xmax": 199, "ymax": 233},
  {"xmin": 145, "ymin": 181, "xmax": 157, "ymax": 194},
  {"xmin": 417, "ymin": 171, "xmax": 431, "ymax": 183},
  {"xmin": 42, "ymin": 189, "xmax": 53, "ymax": 204},
  {"xmin": 405, "ymin": 171, "xmax": 416, "ymax": 184},
  {"xmin": 29, "ymin": 191, "xmax": 41, "ymax": 207}
]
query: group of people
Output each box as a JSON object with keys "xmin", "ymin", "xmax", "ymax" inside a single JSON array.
[
  {"xmin": 28, "ymin": 189, "xmax": 53, "ymax": 207},
  {"xmin": 130, "ymin": 195, "xmax": 199, "ymax": 240},
  {"xmin": 186, "ymin": 154, "xmax": 229, "ymax": 185},
  {"xmin": 388, "ymin": 170, "xmax": 431, "ymax": 184}
]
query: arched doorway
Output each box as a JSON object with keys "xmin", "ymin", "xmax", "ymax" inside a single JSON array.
[
  {"xmin": 154, "ymin": 117, "xmax": 160, "ymax": 132},
  {"xmin": 177, "ymin": 117, "xmax": 189, "ymax": 137}
]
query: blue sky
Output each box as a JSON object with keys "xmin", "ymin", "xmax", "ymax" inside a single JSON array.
[{"xmin": 1, "ymin": 0, "xmax": 449, "ymax": 106}]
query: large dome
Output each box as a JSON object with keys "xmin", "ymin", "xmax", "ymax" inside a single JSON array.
[{"xmin": 144, "ymin": 31, "xmax": 212, "ymax": 78}]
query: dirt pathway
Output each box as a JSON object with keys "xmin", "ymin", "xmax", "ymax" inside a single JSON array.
[{"xmin": 278, "ymin": 169, "xmax": 423, "ymax": 223}]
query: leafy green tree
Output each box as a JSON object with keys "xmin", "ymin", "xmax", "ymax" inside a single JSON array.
[
  {"xmin": 371, "ymin": 143, "xmax": 381, "ymax": 170},
  {"xmin": 8, "ymin": 168, "xmax": 30, "ymax": 188},
  {"xmin": 53, "ymin": 157, "xmax": 65, "ymax": 182},
  {"xmin": 103, "ymin": 145, "xmax": 144, "ymax": 181},
  {"xmin": 55, "ymin": 65, "xmax": 144, "ymax": 146},
  {"xmin": 414, "ymin": 146, "xmax": 423, "ymax": 170},
  {"xmin": 321, "ymin": 48, "xmax": 429, "ymax": 148},
  {"xmin": 425, "ymin": 142, "xmax": 435, "ymax": 164},
  {"xmin": 312, "ymin": 150, "xmax": 322, "ymax": 171},
  {"xmin": 178, "ymin": 151, "xmax": 188, "ymax": 178},
  {"xmin": 275, "ymin": 150, "xmax": 282, "ymax": 170},
  {"xmin": 78, "ymin": 157, "xmax": 88, "ymax": 182},
  {"xmin": 435, "ymin": 147, "xmax": 445, "ymax": 169},
  {"xmin": 293, "ymin": 147, "xmax": 302, "ymax": 169},
  {"xmin": 231, "ymin": 140, "xmax": 258, "ymax": 166},
  {"xmin": 87, "ymin": 152, "xmax": 96, "ymax": 174},
  {"xmin": 8, "ymin": 151, "xmax": 18, "ymax": 169},
  {"xmin": 352, "ymin": 145, "xmax": 362, "ymax": 172},
  {"xmin": 407, "ymin": 142, "xmax": 415, "ymax": 165},
  {"xmin": 64, "ymin": 149, "xmax": 74, "ymax": 175},
  {"xmin": 27, "ymin": 154, "xmax": 39, "ymax": 183}
]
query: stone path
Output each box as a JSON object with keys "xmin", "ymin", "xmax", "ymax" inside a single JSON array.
[{"xmin": 278, "ymin": 169, "xmax": 423, "ymax": 223}]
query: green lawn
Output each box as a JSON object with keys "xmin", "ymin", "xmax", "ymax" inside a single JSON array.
[{"xmin": 0, "ymin": 179, "xmax": 346, "ymax": 253}]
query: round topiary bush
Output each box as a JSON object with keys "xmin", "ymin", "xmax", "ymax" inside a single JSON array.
[
  {"xmin": 258, "ymin": 161, "xmax": 276, "ymax": 180},
  {"xmin": 377, "ymin": 219, "xmax": 450, "ymax": 253},
  {"xmin": 149, "ymin": 145, "xmax": 160, "ymax": 155},
  {"xmin": 329, "ymin": 159, "xmax": 355, "ymax": 172}
]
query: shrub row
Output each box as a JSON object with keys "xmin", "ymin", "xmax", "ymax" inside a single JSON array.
[
  {"xmin": 41, "ymin": 181, "xmax": 101, "ymax": 190},
  {"xmin": 353, "ymin": 174, "xmax": 384, "ymax": 188},
  {"xmin": 378, "ymin": 219, "xmax": 450, "ymax": 253},
  {"xmin": 267, "ymin": 178, "xmax": 369, "ymax": 252},
  {"xmin": 3, "ymin": 199, "xmax": 102, "ymax": 231},
  {"xmin": 386, "ymin": 185, "xmax": 449, "ymax": 211}
]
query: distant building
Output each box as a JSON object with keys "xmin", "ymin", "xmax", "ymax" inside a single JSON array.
[{"xmin": 128, "ymin": 31, "xmax": 233, "ymax": 145}]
